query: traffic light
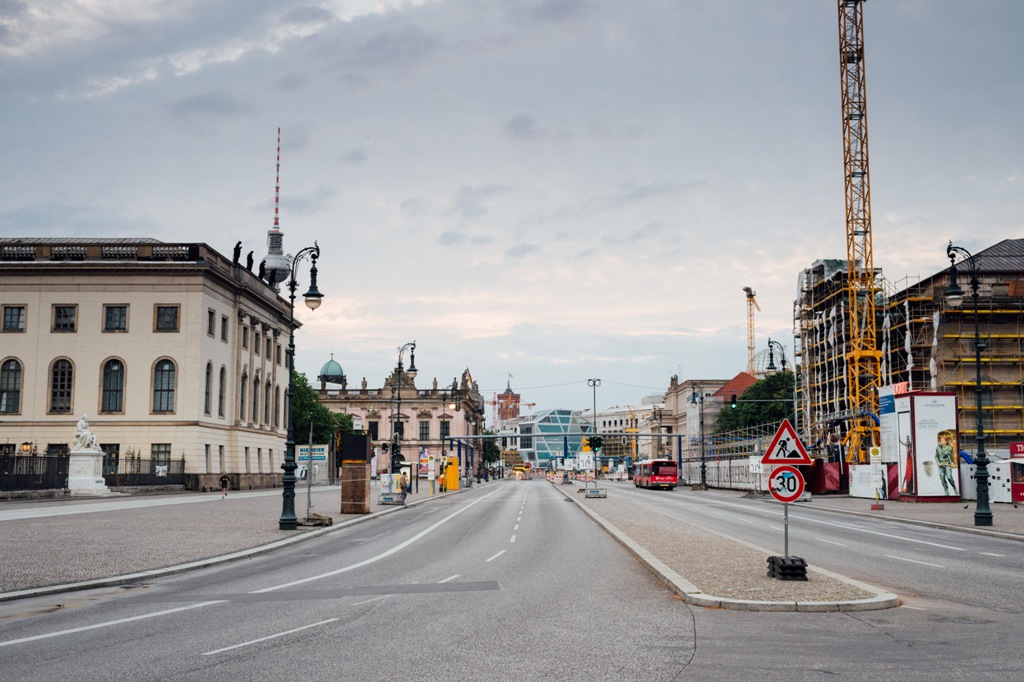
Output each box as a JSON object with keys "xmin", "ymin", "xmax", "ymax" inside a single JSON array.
[
  {"xmin": 591, "ymin": 436, "xmax": 603, "ymax": 450},
  {"xmin": 730, "ymin": 394, "xmax": 738, "ymax": 408},
  {"xmin": 581, "ymin": 437, "xmax": 590, "ymax": 451}
]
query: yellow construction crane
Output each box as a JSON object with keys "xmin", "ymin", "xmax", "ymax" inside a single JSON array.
[
  {"xmin": 838, "ymin": 0, "xmax": 881, "ymax": 463},
  {"xmin": 743, "ymin": 287, "xmax": 760, "ymax": 374}
]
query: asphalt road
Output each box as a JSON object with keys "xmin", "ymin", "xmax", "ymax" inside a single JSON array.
[
  {"xmin": 2, "ymin": 479, "xmax": 1022, "ymax": 680},
  {"xmin": 0, "ymin": 480, "xmax": 695, "ymax": 681}
]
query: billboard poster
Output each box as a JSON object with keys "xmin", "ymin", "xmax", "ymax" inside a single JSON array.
[
  {"xmin": 878, "ymin": 385, "xmax": 898, "ymax": 463},
  {"xmin": 895, "ymin": 393, "xmax": 960, "ymax": 499}
]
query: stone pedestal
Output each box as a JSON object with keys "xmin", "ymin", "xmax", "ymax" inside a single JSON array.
[
  {"xmin": 68, "ymin": 448, "xmax": 112, "ymax": 496},
  {"xmin": 340, "ymin": 460, "xmax": 370, "ymax": 514}
]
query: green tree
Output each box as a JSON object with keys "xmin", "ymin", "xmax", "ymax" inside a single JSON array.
[
  {"xmin": 290, "ymin": 371, "xmax": 352, "ymax": 444},
  {"xmin": 714, "ymin": 371, "xmax": 795, "ymax": 433},
  {"xmin": 481, "ymin": 430, "xmax": 501, "ymax": 465}
]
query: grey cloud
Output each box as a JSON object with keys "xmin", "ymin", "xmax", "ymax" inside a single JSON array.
[
  {"xmin": 341, "ymin": 148, "xmax": 368, "ymax": 164},
  {"xmin": 452, "ymin": 184, "xmax": 509, "ymax": 219},
  {"xmin": 281, "ymin": 184, "xmax": 337, "ymax": 216},
  {"xmin": 275, "ymin": 73, "xmax": 309, "ymax": 92},
  {"xmin": 282, "ymin": 5, "xmax": 333, "ymax": 25},
  {"xmin": 438, "ymin": 231, "xmax": 466, "ymax": 246},
  {"xmin": 507, "ymin": 243, "xmax": 540, "ymax": 259},
  {"xmin": 356, "ymin": 24, "xmax": 441, "ymax": 70},
  {"xmin": 504, "ymin": 0, "xmax": 594, "ymax": 26},
  {"xmin": 603, "ymin": 221, "xmax": 668, "ymax": 245},
  {"xmin": 167, "ymin": 89, "xmax": 253, "ymax": 118},
  {"xmin": 505, "ymin": 112, "xmax": 545, "ymax": 140},
  {"xmin": 0, "ymin": 202, "xmax": 157, "ymax": 235}
]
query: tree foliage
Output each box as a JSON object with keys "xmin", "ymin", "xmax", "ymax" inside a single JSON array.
[
  {"xmin": 481, "ymin": 430, "xmax": 501, "ymax": 465},
  {"xmin": 714, "ymin": 371, "xmax": 795, "ymax": 433},
  {"xmin": 290, "ymin": 371, "xmax": 353, "ymax": 444}
]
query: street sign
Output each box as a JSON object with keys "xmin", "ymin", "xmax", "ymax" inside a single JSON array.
[
  {"xmin": 768, "ymin": 465, "xmax": 805, "ymax": 503},
  {"xmin": 760, "ymin": 419, "xmax": 812, "ymax": 465}
]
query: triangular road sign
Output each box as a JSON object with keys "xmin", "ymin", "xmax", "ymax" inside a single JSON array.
[{"xmin": 761, "ymin": 419, "xmax": 812, "ymax": 465}]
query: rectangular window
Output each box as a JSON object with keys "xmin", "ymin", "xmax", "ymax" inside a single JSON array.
[
  {"xmin": 151, "ymin": 443, "xmax": 171, "ymax": 472},
  {"xmin": 419, "ymin": 420, "xmax": 430, "ymax": 441},
  {"xmin": 266, "ymin": 337, "xmax": 272, "ymax": 357},
  {"xmin": 52, "ymin": 305, "xmax": 77, "ymax": 332},
  {"xmin": 276, "ymin": 344, "xmax": 282, "ymax": 366},
  {"xmin": 368, "ymin": 421, "xmax": 379, "ymax": 441},
  {"xmin": 155, "ymin": 305, "xmax": 179, "ymax": 332},
  {"xmin": 104, "ymin": 305, "xmax": 128, "ymax": 332},
  {"xmin": 440, "ymin": 421, "xmax": 451, "ymax": 438},
  {"xmin": 242, "ymin": 326, "xmax": 249, "ymax": 349},
  {"xmin": 255, "ymin": 332, "xmax": 261, "ymax": 355},
  {"xmin": 207, "ymin": 309, "xmax": 216, "ymax": 336},
  {"xmin": 221, "ymin": 315, "xmax": 229, "ymax": 342},
  {"xmin": 2, "ymin": 305, "xmax": 26, "ymax": 332}
]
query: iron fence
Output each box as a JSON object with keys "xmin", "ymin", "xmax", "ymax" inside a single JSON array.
[
  {"xmin": 0, "ymin": 454, "xmax": 70, "ymax": 491},
  {"xmin": 104, "ymin": 457, "xmax": 186, "ymax": 486}
]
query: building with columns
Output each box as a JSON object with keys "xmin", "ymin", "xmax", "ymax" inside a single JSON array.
[
  {"xmin": 316, "ymin": 364, "xmax": 486, "ymax": 476},
  {"xmin": 0, "ymin": 238, "xmax": 292, "ymax": 487}
]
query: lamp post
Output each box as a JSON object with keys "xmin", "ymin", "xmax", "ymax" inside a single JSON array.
[
  {"xmin": 766, "ymin": 338, "xmax": 799, "ymax": 428},
  {"xmin": 690, "ymin": 385, "xmax": 706, "ymax": 489},
  {"xmin": 944, "ymin": 241, "xmax": 993, "ymax": 527},
  {"xmin": 588, "ymin": 378, "xmax": 601, "ymax": 482},
  {"xmin": 651, "ymin": 406, "xmax": 663, "ymax": 457},
  {"xmin": 389, "ymin": 342, "xmax": 417, "ymax": 484},
  {"xmin": 279, "ymin": 243, "xmax": 323, "ymax": 531}
]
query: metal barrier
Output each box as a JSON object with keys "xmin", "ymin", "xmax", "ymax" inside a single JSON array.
[{"xmin": 0, "ymin": 455, "xmax": 70, "ymax": 491}]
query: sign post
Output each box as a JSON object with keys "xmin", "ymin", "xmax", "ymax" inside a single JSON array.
[{"xmin": 761, "ymin": 421, "xmax": 810, "ymax": 580}]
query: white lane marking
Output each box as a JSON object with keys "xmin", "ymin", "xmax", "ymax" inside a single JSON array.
[
  {"xmin": 352, "ymin": 596, "xmax": 389, "ymax": 606},
  {"xmin": 980, "ymin": 552, "xmax": 1005, "ymax": 557},
  {"xmin": 255, "ymin": 488, "xmax": 503, "ymax": 593},
  {"xmin": 438, "ymin": 575, "xmax": 461, "ymax": 583},
  {"xmin": 732, "ymin": 517, "xmax": 753, "ymax": 524},
  {"xmin": 513, "ymin": 524, "xmax": 519, "ymax": 531},
  {"xmin": 510, "ymin": 535, "xmax": 517, "ymax": 543},
  {"xmin": 816, "ymin": 538, "xmax": 848, "ymax": 547},
  {"xmin": 202, "ymin": 618, "xmax": 338, "ymax": 656},
  {"xmin": 486, "ymin": 551, "xmax": 506, "ymax": 562},
  {"xmin": 0, "ymin": 601, "xmax": 225, "ymax": 648},
  {"xmin": 902, "ymin": 605, "xmax": 927, "ymax": 611},
  {"xmin": 885, "ymin": 555, "xmax": 944, "ymax": 568},
  {"xmin": 517, "ymin": 516, "xmax": 522, "ymax": 522}
]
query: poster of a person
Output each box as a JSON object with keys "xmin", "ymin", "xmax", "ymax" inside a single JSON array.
[{"xmin": 935, "ymin": 430, "xmax": 959, "ymax": 496}]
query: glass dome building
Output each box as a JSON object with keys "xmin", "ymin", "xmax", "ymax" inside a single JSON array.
[{"xmin": 517, "ymin": 409, "xmax": 592, "ymax": 468}]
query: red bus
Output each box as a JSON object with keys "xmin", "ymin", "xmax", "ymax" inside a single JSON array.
[{"xmin": 633, "ymin": 459, "xmax": 678, "ymax": 490}]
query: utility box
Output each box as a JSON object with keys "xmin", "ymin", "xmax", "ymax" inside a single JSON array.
[
  {"xmin": 443, "ymin": 456, "xmax": 459, "ymax": 491},
  {"xmin": 340, "ymin": 460, "xmax": 370, "ymax": 514}
]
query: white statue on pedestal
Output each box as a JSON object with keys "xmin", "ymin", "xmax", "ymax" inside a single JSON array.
[{"xmin": 74, "ymin": 414, "xmax": 102, "ymax": 452}]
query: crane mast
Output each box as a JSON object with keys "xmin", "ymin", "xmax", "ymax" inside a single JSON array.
[
  {"xmin": 838, "ymin": 0, "xmax": 880, "ymax": 463},
  {"xmin": 743, "ymin": 287, "xmax": 760, "ymax": 375}
]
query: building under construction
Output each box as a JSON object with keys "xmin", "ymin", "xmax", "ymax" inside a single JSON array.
[{"xmin": 795, "ymin": 239, "xmax": 1024, "ymax": 461}]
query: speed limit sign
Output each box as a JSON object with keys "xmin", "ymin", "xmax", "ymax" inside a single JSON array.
[{"xmin": 768, "ymin": 465, "xmax": 805, "ymax": 503}]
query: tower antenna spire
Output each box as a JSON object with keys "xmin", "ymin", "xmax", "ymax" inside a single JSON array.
[{"xmin": 262, "ymin": 127, "xmax": 290, "ymax": 289}]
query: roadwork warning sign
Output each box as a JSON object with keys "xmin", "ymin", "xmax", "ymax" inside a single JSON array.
[{"xmin": 760, "ymin": 419, "xmax": 812, "ymax": 465}]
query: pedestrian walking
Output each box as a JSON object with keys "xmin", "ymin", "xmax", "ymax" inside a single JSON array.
[
  {"xmin": 398, "ymin": 471, "xmax": 409, "ymax": 506},
  {"xmin": 219, "ymin": 472, "xmax": 230, "ymax": 499}
]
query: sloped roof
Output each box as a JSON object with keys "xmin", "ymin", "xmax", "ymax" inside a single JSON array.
[
  {"xmin": 712, "ymin": 372, "xmax": 758, "ymax": 398},
  {"xmin": 968, "ymin": 238, "xmax": 1024, "ymax": 273}
]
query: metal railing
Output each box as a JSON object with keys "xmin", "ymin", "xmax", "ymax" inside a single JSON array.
[
  {"xmin": 0, "ymin": 454, "xmax": 70, "ymax": 491},
  {"xmin": 103, "ymin": 458, "xmax": 186, "ymax": 486}
]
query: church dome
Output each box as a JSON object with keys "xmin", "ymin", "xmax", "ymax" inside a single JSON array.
[{"xmin": 318, "ymin": 354, "xmax": 346, "ymax": 385}]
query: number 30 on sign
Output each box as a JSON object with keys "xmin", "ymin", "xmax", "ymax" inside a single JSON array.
[{"xmin": 768, "ymin": 465, "xmax": 805, "ymax": 503}]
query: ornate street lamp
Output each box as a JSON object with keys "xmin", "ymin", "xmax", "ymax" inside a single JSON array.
[
  {"xmin": 588, "ymin": 378, "xmax": 601, "ymax": 483},
  {"xmin": 766, "ymin": 338, "xmax": 788, "ymax": 372},
  {"xmin": 279, "ymin": 243, "xmax": 323, "ymax": 531},
  {"xmin": 389, "ymin": 342, "xmax": 416, "ymax": 479},
  {"xmin": 945, "ymin": 241, "xmax": 993, "ymax": 527},
  {"xmin": 690, "ymin": 385, "xmax": 706, "ymax": 489}
]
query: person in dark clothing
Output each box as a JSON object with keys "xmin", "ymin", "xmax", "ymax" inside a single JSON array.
[{"xmin": 219, "ymin": 472, "xmax": 230, "ymax": 499}]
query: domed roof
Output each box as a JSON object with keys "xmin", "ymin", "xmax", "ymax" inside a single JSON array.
[{"xmin": 318, "ymin": 354, "xmax": 345, "ymax": 384}]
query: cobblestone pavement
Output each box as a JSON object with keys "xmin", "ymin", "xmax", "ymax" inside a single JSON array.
[{"xmin": 1, "ymin": 480, "xmax": 1020, "ymax": 605}]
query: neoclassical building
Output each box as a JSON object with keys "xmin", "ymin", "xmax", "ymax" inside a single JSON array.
[
  {"xmin": 315, "ymin": 362, "xmax": 486, "ymax": 475},
  {"xmin": 0, "ymin": 238, "xmax": 292, "ymax": 486}
]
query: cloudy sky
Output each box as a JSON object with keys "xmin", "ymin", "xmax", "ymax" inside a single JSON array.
[{"xmin": 2, "ymin": 0, "xmax": 1022, "ymax": 416}]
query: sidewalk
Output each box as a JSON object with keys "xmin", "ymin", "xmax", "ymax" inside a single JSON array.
[{"xmin": 0, "ymin": 479, "xmax": 447, "ymax": 600}]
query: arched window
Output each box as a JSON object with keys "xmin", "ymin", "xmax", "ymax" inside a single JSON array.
[
  {"xmin": 218, "ymin": 366, "xmax": 226, "ymax": 417},
  {"xmin": 252, "ymin": 378, "xmax": 260, "ymax": 422},
  {"xmin": 101, "ymin": 359, "xmax": 125, "ymax": 413},
  {"xmin": 274, "ymin": 386, "xmax": 281, "ymax": 427},
  {"xmin": 204, "ymin": 362, "xmax": 213, "ymax": 415},
  {"xmin": 49, "ymin": 359, "xmax": 74, "ymax": 414},
  {"xmin": 152, "ymin": 359, "xmax": 176, "ymax": 413},
  {"xmin": 0, "ymin": 358, "xmax": 22, "ymax": 414},
  {"xmin": 264, "ymin": 382, "xmax": 271, "ymax": 424}
]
